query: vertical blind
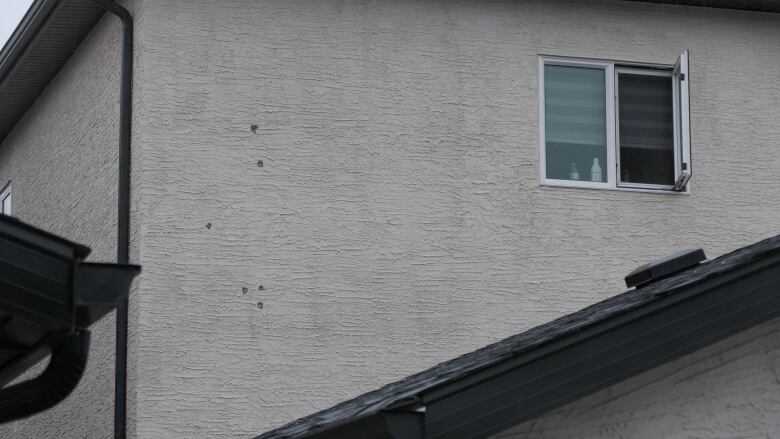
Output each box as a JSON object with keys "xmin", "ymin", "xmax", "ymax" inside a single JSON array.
[
  {"xmin": 545, "ymin": 66, "xmax": 606, "ymax": 146},
  {"xmin": 544, "ymin": 65, "xmax": 607, "ymax": 182}
]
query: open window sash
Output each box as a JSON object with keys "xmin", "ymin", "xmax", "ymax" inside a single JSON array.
[{"xmin": 672, "ymin": 50, "xmax": 691, "ymax": 191}]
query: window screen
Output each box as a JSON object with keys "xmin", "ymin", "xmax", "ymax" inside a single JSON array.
[{"xmin": 617, "ymin": 72, "xmax": 674, "ymax": 186}]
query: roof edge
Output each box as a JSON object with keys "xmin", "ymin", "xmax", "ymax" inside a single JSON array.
[
  {"xmin": 0, "ymin": 0, "xmax": 105, "ymax": 143},
  {"xmin": 622, "ymin": 0, "xmax": 780, "ymax": 13},
  {"xmin": 0, "ymin": 0, "xmax": 59, "ymax": 84},
  {"xmin": 256, "ymin": 235, "xmax": 780, "ymax": 439}
]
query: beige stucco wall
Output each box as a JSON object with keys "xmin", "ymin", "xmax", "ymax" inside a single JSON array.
[
  {"xmin": 0, "ymin": 13, "xmax": 122, "ymax": 439},
  {"xmin": 131, "ymin": 0, "xmax": 780, "ymax": 437},
  {"xmin": 492, "ymin": 317, "xmax": 780, "ymax": 438}
]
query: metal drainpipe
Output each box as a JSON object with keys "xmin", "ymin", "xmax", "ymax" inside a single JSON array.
[{"xmin": 89, "ymin": 1, "xmax": 133, "ymax": 438}]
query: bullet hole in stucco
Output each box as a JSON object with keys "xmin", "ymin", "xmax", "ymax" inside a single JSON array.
[
  {"xmin": 206, "ymin": 223, "xmax": 212, "ymax": 230},
  {"xmin": 257, "ymin": 160, "xmax": 263, "ymax": 168},
  {"xmin": 258, "ymin": 285, "xmax": 265, "ymax": 291},
  {"xmin": 242, "ymin": 287, "xmax": 248, "ymax": 295},
  {"xmin": 257, "ymin": 302, "xmax": 264, "ymax": 310},
  {"xmin": 250, "ymin": 124, "xmax": 258, "ymax": 134}
]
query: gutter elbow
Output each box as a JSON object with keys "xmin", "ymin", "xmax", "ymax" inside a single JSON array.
[
  {"xmin": 91, "ymin": 0, "xmax": 132, "ymax": 26},
  {"xmin": 0, "ymin": 331, "xmax": 90, "ymax": 424}
]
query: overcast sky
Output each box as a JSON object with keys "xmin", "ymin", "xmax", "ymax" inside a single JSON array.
[{"xmin": 1, "ymin": 0, "xmax": 34, "ymax": 50}]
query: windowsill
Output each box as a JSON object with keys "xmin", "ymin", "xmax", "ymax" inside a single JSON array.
[{"xmin": 540, "ymin": 180, "xmax": 690, "ymax": 195}]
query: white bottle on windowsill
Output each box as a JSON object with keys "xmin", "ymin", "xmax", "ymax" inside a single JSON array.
[
  {"xmin": 570, "ymin": 163, "xmax": 580, "ymax": 180},
  {"xmin": 591, "ymin": 158, "xmax": 602, "ymax": 182},
  {"xmin": 590, "ymin": 157, "xmax": 601, "ymax": 181}
]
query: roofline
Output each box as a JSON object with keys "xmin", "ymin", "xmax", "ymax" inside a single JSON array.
[
  {"xmin": 300, "ymin": 411, "xmax": 424, "ymax": 439},
  {"xmin": 0, "ymin": 0, "xmax": 105, "ymax": 144},
  {"xmin": 257, "ymin": 235, "xmax": 780, "ymax": 439},
  {"xmin": 0, "ymin": 0, "xmax": 57, "ymax": 84},
  {"xmin": 0, "ymin": 1, "xmax": 49, "ymax": 83},
  {"xmin": 622, "ymin": 0, "xmax": 780, "ymax": 12},
  {"xmin": 416, "ymin": 253, "xmax": 780, "ymax": 439},
  {"xmin": 313, "ymin": 255, "xmax": 780, "ymax": 439}
]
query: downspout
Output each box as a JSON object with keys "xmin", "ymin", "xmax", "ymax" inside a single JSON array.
[
  {"xmin": 88, "ymin": 1, "xmax": 133, "ymax": 438},
  {"xmin": 0, "ymin": 332, "xmax": 91, "ymax": 424}
]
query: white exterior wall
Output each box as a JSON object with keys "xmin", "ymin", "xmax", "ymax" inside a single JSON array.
[
  {"xmin": 492, "ymin": 317, "xmax": 780, "ymax": 438},
  {"xmin": 131, "ymin": 0, "xmax": 780, "ymax": 437},
  {"xmin": 0, "ymin": 14, "xmax": 122, "ymax": 439}
]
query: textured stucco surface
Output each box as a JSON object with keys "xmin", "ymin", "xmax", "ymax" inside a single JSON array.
[
  {"xmin": 492, "ymin": 317, "xmax": 780, "ymax": 438},
  {"xmin": 131, "ymin": 0, "xmax": 780, "ymax": 437},
  {"xmin": 0, "ymin": 13, "xmax": 121, "ymax": 439}
]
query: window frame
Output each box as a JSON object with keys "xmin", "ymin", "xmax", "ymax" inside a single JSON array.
[
  {"xmin": 538, "ymin": 57, "xmax": 616, "ymax": 191},
  {"xmin": 538, "ymin": 54, "xmax": 690, "ymax": 194},
  {"xmin": 0, "ymin": 182, "xmax": 11, "ymax": 216}
]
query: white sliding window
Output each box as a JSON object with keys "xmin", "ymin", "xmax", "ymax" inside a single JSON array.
[
  {"xmin": 539, "ymin": 51, "xmax": 691, "ymax": 192},
  {"xmin": 540, "ymin": 59, "xmax": 614, "ymax": 189}
]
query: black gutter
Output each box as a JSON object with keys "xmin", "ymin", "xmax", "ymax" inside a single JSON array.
[
  {"xmin": 0, "ymin": 215, "xmax": 141, "ymax": 423},
  {"xmin": 419, "ymin": 254, "xmax": 780, "ymax": 438},
  {"xmin": 0, "ymin": 331, "xmax": 91, "ymax": 424},
  {"xmin": 88, "ymin": 1, "xmax": 133, "ymax": 438}
]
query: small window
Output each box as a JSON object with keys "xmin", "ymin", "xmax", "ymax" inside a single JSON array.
[
  {"xmin": 0, "ymin": 183, "xmax": 10, "ymax": 215},
  {"xmin": 539, "ymin": 52, "xmax": 691, "ymax": 192}
]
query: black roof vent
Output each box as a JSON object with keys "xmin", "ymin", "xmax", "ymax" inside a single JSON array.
[{"xmin": 625, "ymin": 248, "xmax": 706, "ymax": 288}]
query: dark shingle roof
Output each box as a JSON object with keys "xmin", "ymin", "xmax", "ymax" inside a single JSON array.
[{"xmin": 257, "ymin": 234, "xmax": 780, "ymax": 439}]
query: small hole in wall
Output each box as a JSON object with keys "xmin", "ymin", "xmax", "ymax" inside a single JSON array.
[
  {"xmin": 257, "ymin": 302, "xmax": 264, "ymax": 310},
  {"xmin": 242, "ymin": 287, "xmax": 248, "ymax": 295},
  {"xmin": 257, "ymin": 160, "xmax": 263, "ymax": 168},
  {"xmin": 206, "ymin": 223, "xmax": 212, "ymax": 230},
  {"xmin": 258, "ymin": 285, "xmax": 265, "ymax": 291},
  {"xmin": 250, "ymin": 124, "xmax": 259, "ymax": 134}
]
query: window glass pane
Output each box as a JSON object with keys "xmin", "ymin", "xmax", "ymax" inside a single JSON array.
[
  {"xmin": 1, "ymin": 195, "xmax": 9, "ymax": 215},
  {"xmin": 618, "ymin": 73, "xmax": 674, "ymax": 185},
  {"xmin": 544, "ymin": 65, "xmax": 607, "ymax": 183}
]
